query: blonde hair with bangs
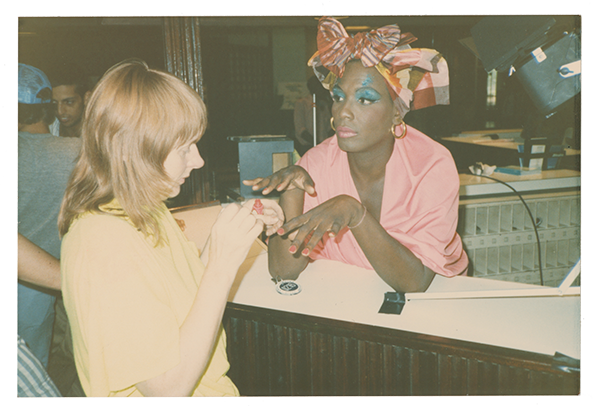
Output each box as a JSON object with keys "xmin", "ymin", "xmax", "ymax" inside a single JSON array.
[{"xmin": 58, "ymin": 59, "xmax": 207, "ymax": 244}]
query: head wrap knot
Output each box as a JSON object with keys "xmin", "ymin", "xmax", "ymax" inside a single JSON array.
[{"xmin": 309, "ymin": 16, "xmax": 450, "ymax": 118}]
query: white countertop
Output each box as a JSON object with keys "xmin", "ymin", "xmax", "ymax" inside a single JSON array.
[
  {"xmin": 459, "ymin": 169, "xmax": 581, "ymax": 197},
  {"xmin": 173, "ymin": 204, "xmax": 580, "ymax": 360},
  {"xmin": 228, "ymin": 245, "xmax": 581, "ymax": 360}
]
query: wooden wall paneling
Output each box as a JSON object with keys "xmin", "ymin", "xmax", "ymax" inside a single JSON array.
[{"xmin": 162, "ymin": 17, "xmax": 207, "ymax": 205}]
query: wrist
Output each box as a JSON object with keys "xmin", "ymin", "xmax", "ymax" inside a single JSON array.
[
  {"xmin": 348, "ymin": 202, "xmax": 367, "ymax": 229},
  {"xmin": 203, "ymin": 261, "xmax": 238, "ymax": 286}
]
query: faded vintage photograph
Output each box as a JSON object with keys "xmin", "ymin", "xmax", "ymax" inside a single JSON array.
[{"xmin": 13, "ymin": 6, "xmax": 587, "ymax": 406}]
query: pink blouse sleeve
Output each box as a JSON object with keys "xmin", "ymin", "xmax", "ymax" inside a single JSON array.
[{"xmin": 384, "ymin": 153, "xmax": 468, "ymax": 277}]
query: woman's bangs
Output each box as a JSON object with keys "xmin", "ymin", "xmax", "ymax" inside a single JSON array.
[{"xmin": 171, "ymin": 91, "xmax": 207, "ymax": 148}]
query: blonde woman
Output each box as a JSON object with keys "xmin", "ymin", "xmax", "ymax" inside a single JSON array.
[{"xmin": 58, "ymin": 59, "xmax": 283, "ymax": 397}]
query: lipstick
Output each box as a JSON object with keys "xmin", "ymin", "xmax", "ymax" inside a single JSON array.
[{"xmin": 336, "ymin": 126, "xmax": 357, "ymax": 138}]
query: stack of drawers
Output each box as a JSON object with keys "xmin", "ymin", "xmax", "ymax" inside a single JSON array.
[{"xmin": 458, "ymin": 192, "xmax": 580, "ymax": 286}]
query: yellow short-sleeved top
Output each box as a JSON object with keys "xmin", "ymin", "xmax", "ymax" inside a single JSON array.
[{"xmin": 61, "ymin": 199, "xmax": 238, "ymax": 397}]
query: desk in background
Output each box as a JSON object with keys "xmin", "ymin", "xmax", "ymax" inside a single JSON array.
[{"xmin": 441, "ymin": 129, "xmax": 580, "ymax": 171}]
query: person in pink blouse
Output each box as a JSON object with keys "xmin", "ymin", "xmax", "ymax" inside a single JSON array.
[{"xmin": 244, "ymin": 17, "xmax": 468, "ymax": 293}]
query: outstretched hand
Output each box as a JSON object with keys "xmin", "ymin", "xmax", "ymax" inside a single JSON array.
[
  {"xmin": 242, "ymin": 165, "xmax": 316, "ymax": 196},
  {"xmin": 277, "ymin": 195, "xmax": 365, "ymax": 257}
]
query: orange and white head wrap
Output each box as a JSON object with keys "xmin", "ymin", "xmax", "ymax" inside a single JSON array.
[{"xmin": 308, "ymin": 16, "xmax": 450, "ymax": 119}]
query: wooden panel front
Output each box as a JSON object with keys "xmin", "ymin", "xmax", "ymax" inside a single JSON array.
[{"xmin": 223, "ymin": 303, "xmax": 579, "ymax": 396}]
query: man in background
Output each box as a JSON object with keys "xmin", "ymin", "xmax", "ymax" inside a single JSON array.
[{"xmin": 50, "ymin": 68, "xmax": 91, "ymax": 137}]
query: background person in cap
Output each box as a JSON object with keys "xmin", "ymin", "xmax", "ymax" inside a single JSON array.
[
  {"xmin": 18, "ymin": 63, "xmax": 82, "ymax": 368},
  {"xmin": 245, "ymin": 16, "xmax": 468, "ymax": 294}
]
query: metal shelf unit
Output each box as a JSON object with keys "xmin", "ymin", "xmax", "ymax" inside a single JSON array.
[{"xmin": 458, "ymin": 192, "xmax": 580, "ymax": 286}]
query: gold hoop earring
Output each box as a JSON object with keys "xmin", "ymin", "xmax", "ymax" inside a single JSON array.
[
  {"xmin": 392, "ymin": 121, "xmax": 407, "ymax": 139},
  {"xmin": 330, "ymin": 117, "xmax": 336, "ymax": 131}
]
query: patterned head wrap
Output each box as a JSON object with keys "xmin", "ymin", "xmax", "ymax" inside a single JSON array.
[{"xmin": 308, "ymin": 16, "xmax": 450, "ymax": 118}]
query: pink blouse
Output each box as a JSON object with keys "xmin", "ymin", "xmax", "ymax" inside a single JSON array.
[{"xmin": 296, "ymin": 125, "xmax": 468, "ymax": 277}]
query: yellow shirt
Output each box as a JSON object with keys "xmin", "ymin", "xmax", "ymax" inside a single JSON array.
[{"xmin": 61, "ymin": 200, "xmax": 239, "ymax": 397}]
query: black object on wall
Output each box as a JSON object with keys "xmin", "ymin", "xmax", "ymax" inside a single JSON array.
[{"xmin": 469, "ymin": 15, "xmax": 581, "ymax": 117}]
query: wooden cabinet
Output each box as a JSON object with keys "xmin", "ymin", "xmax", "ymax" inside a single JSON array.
[{"xmin": 223, "ymin": 303, "xmax": 579, "ymax": 396}]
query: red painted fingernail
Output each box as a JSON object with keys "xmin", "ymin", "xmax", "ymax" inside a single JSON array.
[
  {"xmin": 301, "ymin": 248, "xmax": 310, "ymax": 256},
  {"xmin": 277, "ymin": 228, "xmax": 285, "ymax": 235},
  {"xmin": 252, "ymin": 199, "xmax": 264, "ymax": 215},
  {"xmin": 288, "ymin": 245, "xmax": 297, "ymax": 253}
]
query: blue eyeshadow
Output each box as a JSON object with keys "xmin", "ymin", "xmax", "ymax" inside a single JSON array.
[
  {"xmin": 332, "ymin": 85, "xmax": 345, "ymax": 97},
  {"xmin": 332, "ymin": 83, "xmax": 381, "ymax": 103},
  {"xmin": 356, "ymin": 88, "xmax": 381, "ymax": 101}
]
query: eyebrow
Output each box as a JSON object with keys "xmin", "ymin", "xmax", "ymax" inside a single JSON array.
[
  {"xmin": 53, "ymin": 97, "xmax": 78, "ymax": 102},
  {"xmin": 332, "ymin": 83, "xmax": 378, "ymax": 91},
  {"xmin": 362, "ymin": 74, "xmax": 375, "ymax": 87}
]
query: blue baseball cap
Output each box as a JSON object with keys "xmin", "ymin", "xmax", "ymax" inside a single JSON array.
[{"xmin": 18, "ymin": 63, "xmax": 52, "ymax": 104}]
